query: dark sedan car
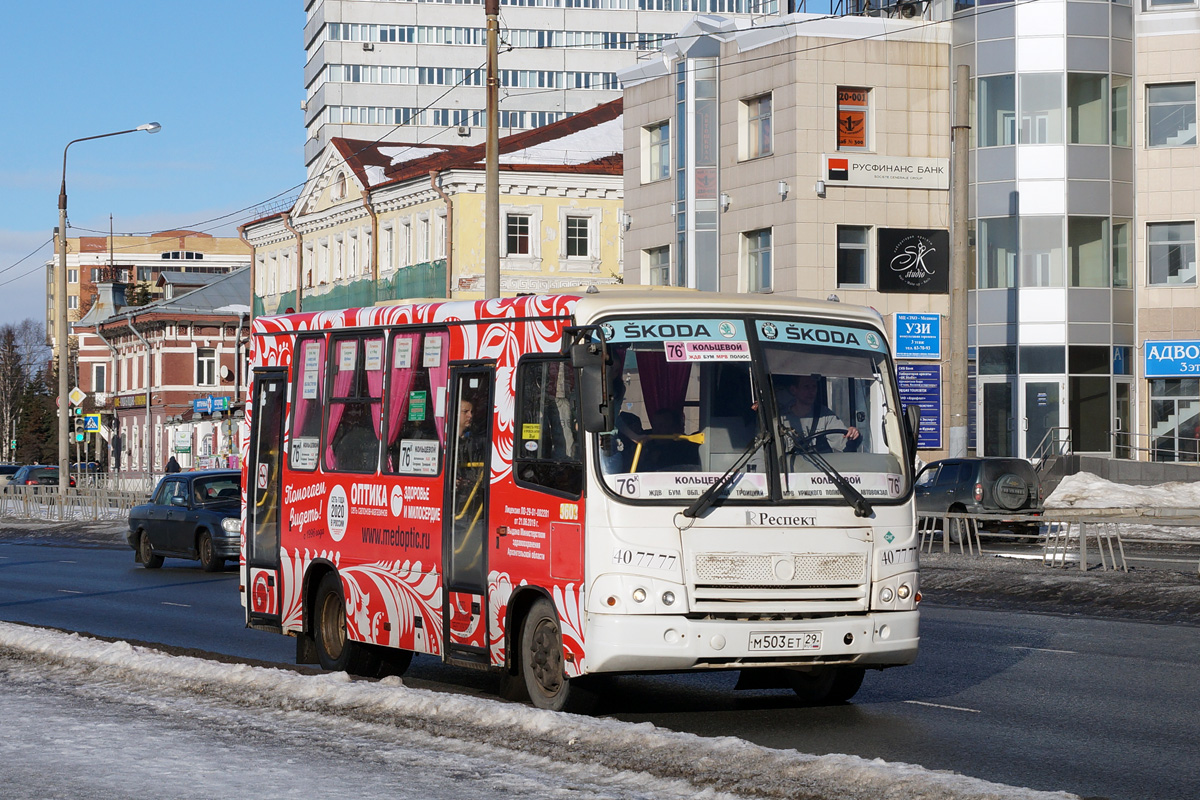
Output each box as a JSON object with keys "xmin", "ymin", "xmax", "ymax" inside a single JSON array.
[
  {"xmin": 127, "ymin": 469, "xmax": 242, "ymax": 571},
  {"xmin": 3, "ymin": 465, "xmax": 75, "ymax": 491}
]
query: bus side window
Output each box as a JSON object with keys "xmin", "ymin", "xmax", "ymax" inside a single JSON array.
[
  {"xmin": 514, "ymin": 357, "xmax": 583, "ymax": 497},
  {"xmin": 324, "ymin": 335, "xmax": 384, "ymax": 473},
  {"xmin": 383, "ymin": 330, "xmax": 449, "ymax": 476},
  {"xmin": 289, "ymin": 336, "xmax": 327, "ymax": 471}
]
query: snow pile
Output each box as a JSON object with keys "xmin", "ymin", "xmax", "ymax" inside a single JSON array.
[
  {"xmin": 1047, "ymin": 472, "xmax": 1200, "ymax": 509},
  {"xmin": 0, "ymin": 621, "xmax": 1079, "ymax": 800}
]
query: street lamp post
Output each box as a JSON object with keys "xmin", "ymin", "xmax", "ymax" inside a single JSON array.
[{"xmin": 56, "ymin": 122, "xmax": 160, "ymax": 492}]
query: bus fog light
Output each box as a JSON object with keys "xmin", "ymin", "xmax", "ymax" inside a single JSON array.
[
  {"xmin": 710, "ymin": 634, "xmax": 727, "ymax": 650},
  {"xmin": 661, "ymin": 591, "xmax": 675, "ymax": 606},
  {"xmin": 879, "ymin": 587, "xmax": 894, "ymax": 603},
  {"xmin": 632, "ymin": 587, "xmax": 647, "ymax": 603},
  {"xmin": 897, "ymin": 583, "xmax": 911, "ymax": 600},
  {"xmin": 878, "ymin": 624, "xmax": 891, "ymax": 640},
  {"xmin": 843, "ymin": 633, "xmax": 854, "ymax": 646},
  {"xmin": 664, "ymin": 629, "xmax": 682, "ymax": 644}
]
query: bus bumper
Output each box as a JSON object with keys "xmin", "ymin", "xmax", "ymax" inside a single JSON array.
[{"xmin": 582, "ymin": 610, "xmax": 919, "ymax": 673}]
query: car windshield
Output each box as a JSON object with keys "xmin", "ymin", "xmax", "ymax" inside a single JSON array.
[
  {"xmin": 595, "ymin": 315, "xmax": 909, "ymax": 507},
  {"xmin": 193, "ymin": 476, "xmax": 241, "ymax": 504}
]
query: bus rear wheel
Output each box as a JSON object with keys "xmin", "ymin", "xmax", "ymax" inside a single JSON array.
[
  {"xmin": 787, "ymin": 666, "xmax": 865, "ymax": 705},
  {"xmin": 313, "ymin": 573, "xmax": 380, "ymax": 677}
]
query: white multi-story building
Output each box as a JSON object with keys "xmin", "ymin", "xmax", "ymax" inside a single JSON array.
[{"xmin": 303, "ymin": 0, "xmax": 784, "ymax": 174}]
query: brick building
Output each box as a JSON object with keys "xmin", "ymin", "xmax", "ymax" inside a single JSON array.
[{"xmin": 73, "ymin": 268, "xmax": 251, "ymax": 476}]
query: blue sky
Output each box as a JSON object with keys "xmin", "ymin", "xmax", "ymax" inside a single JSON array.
[{"xmin": 0, "ymin": 1, "xmax": 303, "ymax": 328}]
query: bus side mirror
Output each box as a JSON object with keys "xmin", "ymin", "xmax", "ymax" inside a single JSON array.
[
  {"xmin": 904, "ymin": 404, "xmax": 922, "ymax": 465},
  {"xmin": 572, "ymin": 341, "xmax": 613, "ymax": 434}
]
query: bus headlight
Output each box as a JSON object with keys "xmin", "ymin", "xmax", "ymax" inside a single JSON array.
[
  {"xmin": 661, "ymin": 591, "xmax": 675, "ymax": 606},
  {"xmin": 879, "ymin": 586, "xmax": 895, "ymax": 603},
  {"xmin": 631, "ymin": 587, "xmax": 647, "ymax": 603},
  {"xmin": 897, "ymin": 583, "xmax": 911, "ymax": 600}
]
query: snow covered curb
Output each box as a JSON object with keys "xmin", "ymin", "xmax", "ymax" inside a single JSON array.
[{"xmin": 0, "ymin": 621, "xmax": 1078, "ymax": 800}]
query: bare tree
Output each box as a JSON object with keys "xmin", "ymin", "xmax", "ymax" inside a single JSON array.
[{"xmin": 0, "ymin": 319, "xmax": 51, "ymax": 462}]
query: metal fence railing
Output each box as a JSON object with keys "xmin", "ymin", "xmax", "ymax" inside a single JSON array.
[
  {"xmin": 0, "ymin": 485, "xmax": 151, "ymax": 523},
  {"xmin": 920, "ymin": 509, "xmax": 1200, "ymax": 576}
]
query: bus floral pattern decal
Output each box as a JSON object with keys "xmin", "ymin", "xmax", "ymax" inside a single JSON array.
[
  {"xmin": 489, "ymin": 571, "xmax": 586, "ymax": 677},
  {"xmin": 279, "ymin": 548, "xmax": 341, "ymax": 631},
  {"xmin": 342, "ymin": 561, "xmax": 443, "ymax": 656}
]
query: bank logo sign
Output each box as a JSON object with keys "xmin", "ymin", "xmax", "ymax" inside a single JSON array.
[{"xmin": 823, "ymin": 153, "xmax": 949, "ymax": 190}]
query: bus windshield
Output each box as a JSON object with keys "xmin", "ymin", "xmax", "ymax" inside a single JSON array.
[{"xmin": 596, "ymin": 316, "xmax": 909, "ymax": 506}]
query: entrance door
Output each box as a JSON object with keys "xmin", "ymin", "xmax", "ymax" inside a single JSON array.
[
  {"xmin": 978, "ymin": 377, "xmax": 1015, "ymax": 457},
  {"xmin": 246, "ymin": 371, "xmax": 287, "ymax": 627},
  {"xmin": 1021, "ymin": 378, "xmax": 1065, "ymax": 459},
  {"xmin": 1114, "ymin": 380, "xmax": 1132, "ymax": 458},
  {"xmin": 443, "ymin": 366, "xmax": 495, "ymax": 660}
]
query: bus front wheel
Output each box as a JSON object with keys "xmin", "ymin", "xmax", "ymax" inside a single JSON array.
[
  {"xmin": 313, "ymin": 573, "xmax": 380, "ymax": 677},
  {"xmin": 787, "ymin": 666, "xmax": 865, "ymax": 705}
]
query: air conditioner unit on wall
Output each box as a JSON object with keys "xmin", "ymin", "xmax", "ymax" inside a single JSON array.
[
  {"xmin": 362, "ymin": 42, "xmax": 374, "ymax": 51},
  {"xmin": 457, "ymin": 126, "xmax": 471, "ymax": 138}
]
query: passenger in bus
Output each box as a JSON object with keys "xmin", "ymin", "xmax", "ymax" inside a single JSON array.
[
  {"xmin": 639, "ymin": 407, "xmax": 700, "ymax": 471},
  {"xmin": 331, "ymin": 402, "xmax": 380, "ymax": 471},
  {"xmin": 780, "ymin": 374, "xmax": 860, "ymax": 454}
]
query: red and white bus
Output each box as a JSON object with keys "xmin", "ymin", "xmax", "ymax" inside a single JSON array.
[{"xmin": 241, "ymin": 288, "xmax": 922, "ymax": 710}]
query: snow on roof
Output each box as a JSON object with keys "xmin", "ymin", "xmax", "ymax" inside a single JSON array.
[{"xmin": 499, "ymin": 117, "xmax": 622, "ymax": 165}]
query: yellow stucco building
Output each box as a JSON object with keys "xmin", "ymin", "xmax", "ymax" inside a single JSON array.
[{"xmin": 244, "ymin": 100, "xmax": 624, "ymax": 315}]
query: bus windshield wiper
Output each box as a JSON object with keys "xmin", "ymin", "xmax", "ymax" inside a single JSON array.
[
  {"xmin": 682, "ymin": 430, "xmax": 771, "ymax": 519},
  {"xmin": 781, "ymin": 423, "xmax": 873, "ymax": 518}
]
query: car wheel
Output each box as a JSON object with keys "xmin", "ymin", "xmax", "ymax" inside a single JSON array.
[
  {"xmin": 139, "ymin": 530, "xmax": 163, "ymax": 570},
  {"xmin": 519, "ymin": 597, "xmax": 595, "ymax": 712},
  {"xmin": 312, "ymin": 573, "xmax": 380, "ymax": 676},
  {"xmin": 993, "ymin": 473, "xmax": 1029, "ymax": 511},
  {"xmin": 786, "ymin": 666, "xmax": 865, "ymax": 705},
  {"xmin": 198, "ymin": 531, "xmax": 221, "ymax": 572}
]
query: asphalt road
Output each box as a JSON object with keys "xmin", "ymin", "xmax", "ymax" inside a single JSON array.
[{"xmin": 2, "ymin": 539, "xmax": 1198, "ymax": 800}]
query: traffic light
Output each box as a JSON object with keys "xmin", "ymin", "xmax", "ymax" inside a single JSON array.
[{"xmin": 73, "ymin": 416, "xmax": 85, "ymax": 443}]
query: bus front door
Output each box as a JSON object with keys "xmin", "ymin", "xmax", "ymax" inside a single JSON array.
[
  {"xmin": 443, "ymin": 366, "xmax": 495, "ymax": 661},
  {"xmin": 246, "ymin": 370, "xmax": 287, "ymax": 628}
]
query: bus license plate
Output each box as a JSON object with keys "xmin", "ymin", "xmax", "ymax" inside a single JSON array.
[{"xmin": 748, "ymin": 631, "xmax": 822, "ymax": 652}]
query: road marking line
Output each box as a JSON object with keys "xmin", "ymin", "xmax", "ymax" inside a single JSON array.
[
  {"xmin": 58, "ymin": 560, "xmax": 76, "ymax": 564},
  {"xmin": 904, "ymin": 700, "xmax": 981, "ymax": 713},
  {"xmin": 161, "ymin": 602, "xmax": 191, "ymax": 608},
  {"xmin": 57, "ymin": 589, "xmax": 83, "ymax": 594},
  {"xmin": 1013, "ymin": 646, "xmax": 1077, "ymax": 655}
]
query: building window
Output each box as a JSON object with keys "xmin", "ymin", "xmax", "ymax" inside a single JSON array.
[
  {"xmin": 67, "ymin": 295, "xmax": 79, "ymax": 310},
  {"xmin": 382, "ymin": 226, "xmax": 394, "ymax": 271},
  {"xmin": 1150, "ymin": 379, "xmax": 1200, "ymax": 463},
  {"xmin": 978, "ymin": 75, "xmax": 1016, "ymax": 147},
  {"xmin": 1019, "ymin": 216, "xmax": 1064, "ymax": 287},
  {"xmin": 197, "ymin": 348, "xmax": 217, "ymax": 387},
  {"xmin": 743, "ymin": 229, "xmax": 772, "ymax": 292},
  {"xmin": 979, "ymin": 217, "xmax": 1018, "ymax": 288},
  {"xmin": 1068, "ymin": 217, "xmax": 1109, "ymax": 287},
  {"xmin": 94, "ymin": 363, "xmax": 107, "ymax": 394},
  {"xmin": 836, "ymin": 87, "xmax": 870, "ymax": 151},
  {"xmin": 1067, "ymin": 73, "xmax": 1108, "ymax": 145},
  {"xmin": 1112, "ymin": 76, "xmax": 1131, "ymax": 148},
  {"xmin": 1019, "ymin": 73, "xmax": 1063, "ymax": 145},
  {"xmin": 506, "ymin": 214, "xmax": 531, "ymax": 256},
  {"xmin": 836, "ymin": 227, "xmax": 870, "ymax": 287},
  {"xmin": 160, "ymin": 251, "xmax": 204, "ymax": 260},
  {"xmin": 1148, "ymin": 222, "xmax": 1196, "ymax": 285},
  {"xmin": 1147, "ymin": 83, "xmax": 1197, "ymax": 148},
  {"xmin": 646, "ymin": 246, "xmax": 671, "ymax": 286},
  {"xmin": 742, "ymin": 94, "xmax": 772, "ymax": 160},
  {"xmin": 644, "ymin": 122, "xmax": 670, "ymax": 182},
  {"xmin": 565, "ymin": 216, "xmax": 589, "ymax": 258},
  {"xmin": 1112, "ymin": 218, "xmax": 1132, "ymax": 288},
  {"xmin": 67, "ymin": 269, "xmax": 78, "ymax": 284}
]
